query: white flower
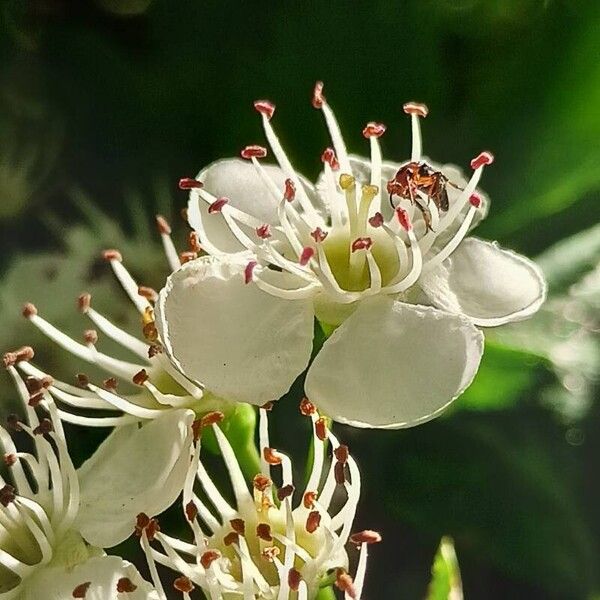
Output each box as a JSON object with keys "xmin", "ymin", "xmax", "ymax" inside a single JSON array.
[
  {"xmin": 156, "ymin": 83, "xmax": 546, "ymax": 428},
  {"xmin": 135, "ymin": 400, "xmax": 379, "ymax": 600},
  {"xmin": 0, "ymin": 353, "xmax": 194, "ymax": 598}
]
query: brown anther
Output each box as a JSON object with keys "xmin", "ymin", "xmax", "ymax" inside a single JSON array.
[
  {"xmin": 208, "ymin": 197, "xmax": 229, "ymax": 214},
  {"xmin": 7, "ymin": 414, "xmax": 22, "ymax": 431},
  {"xmin": 78, "ymin": 293, "xmax": 91, "ymax": 312},
  {"xmin": 334, "ymin": 461, "xmax": 346, "ymax": 485},
  {"xmin": 263, "ymin": 447, "xmax": 282, "ymax": 465},
  {"xmin": 312, "ymin": 81, "xmax": 325, "ymax": 109},
  {"xmin": 362, "ymin": 122, "xmax": 387, "ymax": 138},
  {"xmin": 28, "ymin": 391, "xmax": 44, "ymax": 407},
  {"xmin": 188, "ymin": 231, "xmax": 202, "ymax": 253},
  {"xmin": 253, "ymin": 473, "xmax": 272, "ymax": 492},
  {"xmin": 138, "ymin": 286, "xmax": 158, "ymax": 302},
  {"xmin": 334, "ymin": 444, "xmax": 349, "ymax": 464},
  {"xmin": 191, "ymin": 420, "xmax": 202, "ymax": 443},
  {"xmin": 116, "ymin": 578, "xmax": 138, "ymax": 593},
  {"xmin": 143, "ymin": 322, "xmax": 159, "ymax": 342},
  {"xmin": 2, "ymin": 352, "xmax": 17, "ymax": 368},
  {"xmin": 403, "ymin": 101, "xmax": 429, "ymax": 118},
  {"xmin": 33, "ymin": 418, "xmax": 53, "ymax": 436},
  {"xmin": 310, "ymin": 227, "xmax": 328, "ymax": 243},
  {"xmin": 315, "ymin": 417, "xmax": 327, "ymax": 441},
  {"xmin": 134, "ymin": 513, "xmax": 160, "ymax": 541},
  {"xmin": 0, "ymin": 484, "xmax": 16, "ymax": 506},
  {"xmin": 230, "ymin": 518, "xmax": 246, "ymax": 536},
  {"xmin": 148, "ymin": 343, "xmax": 163, "ymax": 358},
  {"xmin": 179, "ymin": 251, "xmax": 198, "ymax": 264},
  {"xmin": 254, "ymin": 100, "xmax": 276, "ymax": 120},
  {"xmin": 22, "ymin": 302, "xmax": 37, "ymax": 318},
  {"xmin": 261, "ymin": 401, "xmax": 274, "ymax": 411},
  {"xmin": 349, "ymin": 530, "xmax": 382, "ymax": 546},
  {"xmin": 76, "ymin": 373, "xmax": 90, "ymax": 388},
  {"xmin": 16, "ymin": 346, "xmax": 34, "ymax": 362},
  {"xmin": 132, "ymin": 369, "xmax": 149, "ymax": 386},
  {"xmin": 241, "ymin": 145, "xmax": 268, "ymax": 160},
  {"xmin": 83, "ymin": 329, "xmax": 98, "ymax": 345},
  {"xmin": 41, "ymin": 375, "xmax": 54, "ymax": 388},
  {"xmin": 244, "ymin": 261, "xmax": 257, "ymax": 284},
  {"xmin": 284, "ymin": 178, "xmax": 296, "ymax": 202},
  {"xmin": 156, "ymin": 214, "xmax": 172, "ymax": 234},
  {"xmin": 185, "ymin": 500, "xmax": 198, "ymax": 522},
  {"xmin": 200, "ymin": 549, "xmax": 221, "ymax": 569},
  {"xmin": 261, "ymin": 546, "xmax": 280, "ymax": 562},
  {"xmin": 178, "ymin": 178, "xmax": 203, "ymax": 190},
  {"xmin": 299, "ymin": 397, "xmax": 316, "ymax": 416},
  {"xmin": 72, "ymin": 582, "xmax": 92, "ymax": 598},
  {"xmin": 321, "ymin": 147, "xmax": 339, "ymax": 170},
  {"xmin": 256, "ymin": 223, "xmax": 272, "ymax": 239},
  {"xmin": 223, "ymin": 531, "xmax": 239, "ymax": 546},
  {"xmin": 200, "ymin": 411, "xmax": 224, "ymax": 429},
  {"xmin": 303, "ymin": 491, "xmax": 318, "ymax": 509},
  {"xmin": 288, "ymin": 567, "xmax": 302, "ymax": 592},
  {"xmin": 335, "ymin": 568, "xmax": 357, "ymax": 599},
  {"xmin": 306, "ymin": 510, "xmax": 322, "ymax": 533},
  {"xmin": 25, "ymin": 376, "xmax": 43, "ymax": 394},
  {"xmin": 102, "ymin": 377, "xmax": 118, "ymax": 391},
  {"xmin": 173, "ymin": 576, "xmax": 195, "ymax": 593},
  {"xmin": 277, "ymin": 484, "xmax": 295, "ymax": 501},
  {"xmin": 3, "ymin": 453, "xmax": 17, "ymax": 467},
  {"xmin": 256, "ymin": 523, "xmax": 273, "ymax": 542},
  {"xmin": 368, "ymin": 212, "xmax": 384, "ymax": 228},
  {"xmin": 102, "ymin": 249, "xmax": 122, "ymax": 262}
]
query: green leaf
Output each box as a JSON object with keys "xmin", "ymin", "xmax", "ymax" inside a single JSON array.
[{"xmin": 427, "ymin": 537, "xmax": 463, "ymax": 600}]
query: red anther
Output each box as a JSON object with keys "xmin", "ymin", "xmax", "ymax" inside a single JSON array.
[
  {"xmin": 76, "ymin": 373, "xmax": 90, "ymax": 388},
  {"xmin": 103, "ymin": 377, "xmax": 118, "ymax": 391},
  {"xmin": 253, "ymin": 473, "xmax": 272, "ymax": 492},
  {"xmin": 315, "ymin": 417, "xmax": 327, "ymax": 441},
  {"xmin": 310, "ymin": 227, "xmax": 328, "ymax": 243},
  {"xmin": 3, "ymin": 453, "xmax": 16, "ymax": 467},
  {"xmin": 335, "ymin": 569, "xmax": 357, "ymax": 599},
  {"xmin": 83, "ymin": 329, "xmax": 98, "ymax": 345},
  {"xmin": 470, "ymin": 151, "xmax": 495, "ymax": 170},
  {"xmin": 403, "ymin": 101, "xmax": 429, "ymax": 118},
  {"xmin": 179, "ymin": 251, "xmax": 198, "ymax": 264},
  {"xmin": 138, "ymin": 286, "xmax": 158, "ymax": 302},
  {"xmin": 303, "ymin": 491, "xmax": 318, "ymax": 509},
  {"xmin": 0, "ymin": 484, "xmax": 16, "ymax": 506},
  {"xmin": 362, "ymin": 122, "xmax": 387, "ymax": 138},
  {"xmin": 22, "ymin": 303, "xmax": 37, "ymax": 318},
  {"xmin": 188, "ymin": 231, "xmax": 202, "ymax": 253},
  {"xmin": 256, "ymin": 223, "xmax": 272, "ymax": 239},
  {"xmin": 469, "ymin": 192, "xmax": 482, "ymax": 208},
  {"xmin": 284, "ymin": 178, "xmax": 296, "ymax": 202},
  {"xmin": 334, "ymin": 444, "xmax": 349, "ymax": 464},
  {"xmin": 349, "ymin": 530, "xmax": 382, "ymax": 546},
  {"xmin": 244, "ymin": 261, "xmax": 258, "ymax": 284},
  {"xmin": 306, "ymin": 510, "xmax": 322, "ymax": 534},
  {"xmin": 185, "ymin": 500, "xmax": 198, "ymax": 522},
  {"xmin": 132, "ymin": 369, "xmax": 149, "ymax": 386},
  {"xmin": 178, "ymin": 178, "xmax": 203, "ymax": 190},
  {"xmin": 116, "ymin": 578, "xmax": 138, "ymax": 593},
  {"xmin": 174, "ymin": 577, "xmax": 195, "ymax": 593},
  {"xmin": 288, "ymin": 568, "xmax": 302, "ymax": 592},
  {"xmin": 200, "ymin": 550, "xmax": 221, "ymax": 569},
  {"xmin": 134, "ymin": 513, "xmax": 160, "ymax": 541},
  {"xmin": 254, "ymin": 100, "xmax": 276, "ymax": 120},
  {"xmin": 299, "ymin": 397, "xmax": 316, "ymax": 416},
  {"xmin": 230, "ymin": 518, "xmax": 246, "ymax": 536},
  {"xmin": 277, "ymin": 484, "xmax": 295, "ymax": 501},
  {"xmin": 223, "ymin": 531, "xmax": 239, "ymax": 546},
  {"xmin": 395, "ymin": 207, "xmax": 412, "ymax": 231},
  {"xmin": 368, "ymin": 212, "xmax": 384, "ymax": 228},
  {"xmin": 351, "ymin": 237, "xmax": 373, "ymax": 253},
  {"xmin": 33, "ymin": 418, "xmax": 53, "ymax": 436},
  {"xmin": 156, "ymin": 214, "xmax": 172, "ymax": 234},
  {"xmin": 256, "ymin": 523, "xmax": 273, "ymax": 541},
  {"xmin": 200, "ymin": 411, "xmax": 225, "ymax": 429},
  {"xmin": 263, "ymin": 447, "xmax": 282, "ymax": 465},
  {"xmin": 102, "ymin": 249, "xmax": 122, "ymax": 262},
  {"xmin": 28, "ymin": 391, "xmax": 44, "ymax": 407},
  {"xmin": 208, "ymin": 197, "xmax": 229, "ymax": 214},
  {"xmin": 241, "ymin": 145, "xmax": 268, "ymax": 159},
  {"xmin": 72, "ymin": 582, "xmax": 92, "ymax": 598},
  {"xmin": 299, "ymin": 246, "xmax": 315, "ymax": 266},
  {"xmin": 321, "ymin": 147, "xmax": 339, "ymax": 170},
  {"xmin": 78, "ymin": 293, "xmax": 91, "ymax": 312},
  {"xmin": 334, "ymin": 461, "xmax": 346, "ymax": 485},
  {"xmin": 312, "ymin": 81, "xmax": 325, "ymax": 109},
  {"xmin": 7, "ymin": 414, "xmax": 22, "ymax": 431}
]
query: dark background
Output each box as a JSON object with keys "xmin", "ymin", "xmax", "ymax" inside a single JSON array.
[{"xmin": 1, "ymin": 1, "xmax": 599, "ymax": 598}]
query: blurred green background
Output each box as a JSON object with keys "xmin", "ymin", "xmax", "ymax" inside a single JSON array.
[{"xmin": 1, "ymin": 0, "xmax": 599, "ymax": 598}]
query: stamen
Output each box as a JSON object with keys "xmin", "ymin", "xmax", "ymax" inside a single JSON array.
[
  {"xmin": 72, "ymin": 582, "xmax": 92, "ymax": 598},
  {"xmin": 256, "ymin": 224, "xmax": 272, "ymax": 239},
  {"xmin": 156, "ymin": 215, "xmax": 181, "ymax": 272},
  {"xmin": 349, "ymin": 530, "xmax": 382, "ymax": 546},
  {"xmin": 312, "ymin": 81, "xmax": 325, "ymax": 109},
  {"xmin": 299, "ymin": 247, "xmax": 315, "ymax": 266},
  {"xmin": 403, "ymin": 101, "xmax": 428, "ymax": 162},
  {"xmin": 254, "ymin": 100, "xmax": 275, "ymax": 120},
  {"xmin": 362, "ymin": 122, "xmax": 386, "ymax": 138},
  {"xmin": 244, "ymin": 261, "xmax": 258, "ymax": 284},
  {"xmin": 208, "ymin": 197, "xmax": 229, "ymax": 214},
  {"xmin": 178, "ymin": 178, "xmax": 203, "ymax": 190},
  {"xmin": 310, "ymin": 227, "xmax": 328, "ymax": 242},
  {"xmin": 470, "ymin": 151, "xmax": 494, "ymax": 170},
  {"xmin": 117, "ymin": 578, "xmax": 138, "ymax": 592},
  {"xmin": 284, "ymin": 178, "xmax": 296, "ymax": 202},
  {"xmin": 321, "ymin": 148, "xmax": 340, "ymax": 171},
  {"xmin": 351, "ymin": 237, "xmax": 373, "ymax": 252},
  {"xmin": 240, "ymin": 145, "xmax": 268, "ymax": 159},
  {"xmin": 368, "ymin": 212, "xmax": 384, "ymax": 228},
  {"xmin": 335, "ymin": 568, "xmax": 357, "ymax": 600}
]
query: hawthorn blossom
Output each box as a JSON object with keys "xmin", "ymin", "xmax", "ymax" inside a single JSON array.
[
  {"xmin": 0, "ymin": 353, "xmax": 193, "ymax": 598},
  {"xmin": 135, "ymin": 400, "xmax": 379, "ymax": 599},
  {"xmin": 156, "ymin": 83, "xmax": 546, "ymax": 428}
]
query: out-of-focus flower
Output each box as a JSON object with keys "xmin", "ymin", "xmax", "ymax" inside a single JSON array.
[
  {"xmin": 157, "ymin": 83, "xmax": 546, "ymax": 428},
  {"xmin": 135, "ymin": 400, "xmax": 379, "ymax": 599},
  {"xmin": 0, "ymin": 357, "xmax": 192, "ymax": 598}
]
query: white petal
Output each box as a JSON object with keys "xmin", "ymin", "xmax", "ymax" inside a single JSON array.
[
  {"xmin": 420, "ymin": 237, "xmax": 547, "ymax": 327},
  {"xmin": 156, "ymin": 256, "xmax": 314, "ymax": 405},
  {"xmin": 21, "ymin": 556, "xmax": 159, "ymax": 600},
  {"xmin": 305, "ymin": 297, "xmax": 484, "ymax": 429},
  {"xmin": 76, "ymin": 410, "xmax": 194, "ymax": 547}
]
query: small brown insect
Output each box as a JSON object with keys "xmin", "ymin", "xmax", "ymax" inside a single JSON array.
[{"xmin": 386, "ymin": 162, "xmax": 461, "ymax": 231}]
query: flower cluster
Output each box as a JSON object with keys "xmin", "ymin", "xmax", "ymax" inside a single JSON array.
[{"xmin": 1, "ymin": 82, "xmax": 544, "ymax": 598}]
